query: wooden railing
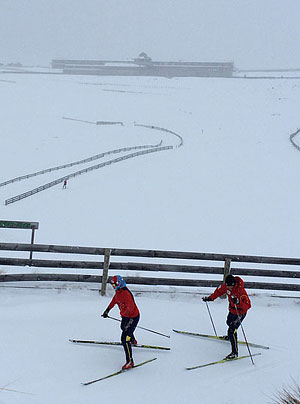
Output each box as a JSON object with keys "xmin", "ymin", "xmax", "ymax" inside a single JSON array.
[
  {"xmin": 0, "ymin": 242, "xmax": 300, "ymax": 295},
  {"xmin": 0, "ymin": 142, "xmax": 161, "ymax": 188}
]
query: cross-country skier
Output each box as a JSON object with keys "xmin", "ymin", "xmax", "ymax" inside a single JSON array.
[
  {"xmin": 202, "ymin": 274, "xmax": 251, "ymax": 359},
  {"xmin": 102, "ymin": 275, "xmax": 140, "ymax": 369}
]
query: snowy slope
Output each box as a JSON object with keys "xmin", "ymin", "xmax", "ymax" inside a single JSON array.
[
  {"xmin": 1, "ymin": 72, "xmax": 300, "ymax": 403},
  {"xmin": 0, "ymin": 287, "xmax": 299, "ymax": 404},
  {"xmin": 1, "ymin": 74, "xmax": 300, "ymax": 255}
]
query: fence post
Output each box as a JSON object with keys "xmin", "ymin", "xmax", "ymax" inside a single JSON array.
[
  {"xmin": 29, "ymin": 227, "xmax": 36, "ymax": 265},
  {"xmin": 221, "ymin": 258, "xmax": 231, "ymax": 299},
  {"xmin": 100, "ymin": 248, "xmax": 111, "ymax": 296}
]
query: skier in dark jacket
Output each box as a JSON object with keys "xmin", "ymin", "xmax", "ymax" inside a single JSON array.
[
  {"xmin": 102, "ymin": 275, "xmax": 140, "ymax": 369},
  {"xmin": 202, "ymin": 274, "xmax": 251, "ymax": 359}
]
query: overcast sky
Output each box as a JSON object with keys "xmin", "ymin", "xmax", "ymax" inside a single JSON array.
[{"xmin": 1, "ymin": 0, "xmax": 300, "ymax": 69}]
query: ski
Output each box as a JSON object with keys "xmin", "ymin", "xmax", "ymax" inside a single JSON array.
[
  {"xmin": 173, "ymin": 330, "xmax": 269, "ymax": 350},
  {"xmin": 82, "ymin": 357, "xmax": 157, "ymax": 385},
  {"xmin": 69, "ymin": 339, "xmax": 170, "ymax": 350},
  {"xmin": 186, "ymin": 353, "xmax": 262, "ymax": 370}
]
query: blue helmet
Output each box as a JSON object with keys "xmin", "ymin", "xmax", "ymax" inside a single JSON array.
[{"xmin": 110, "ymin": 275, "xmax": 126, "ymax": 290}]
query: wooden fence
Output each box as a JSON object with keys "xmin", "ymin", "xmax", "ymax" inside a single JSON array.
[
  {"xmin": 0, "ymin": 242, "xmax": 300, "ymax": 295},
  {"xmin": 0, "ymin": 142, "xmax": 161, "ymax": 188}
]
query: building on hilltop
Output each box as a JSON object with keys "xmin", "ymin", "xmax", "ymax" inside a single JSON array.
[{"xmin": 51, "ymin": 54, "xmax": 234, "ymax": 78}]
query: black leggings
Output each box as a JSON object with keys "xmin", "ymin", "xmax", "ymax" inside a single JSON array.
[
  {"xmin": 226, "ymin": 312, "xmax": 246, "ymax": 354},
  {"xmin": 121, "ymin": 314, "xmax": 140, "ymax": 363}
]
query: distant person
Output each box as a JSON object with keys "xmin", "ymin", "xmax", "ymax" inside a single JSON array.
[
  {"xmin": 63, "ymin": 179, "xmax": 67, "ymax": 189},
  {"xmin": 202, "ymin": 274, "xmax": 251, "ymax": 359},
  {"xmin": 102, "ymin": 275, "xmax": 140, "ymax": 370}
]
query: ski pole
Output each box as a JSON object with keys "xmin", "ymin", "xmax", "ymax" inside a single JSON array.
[
  {"xmin": 205, "ymin": 301, "xmax": 218, "ymax": 336},
  {"xmin": 234, "ymin": 304, "xmax": 254, "ymax": 365},
  {"xmin": 107, "ymin": 315, "xmax": 170, "ymax": 338}
]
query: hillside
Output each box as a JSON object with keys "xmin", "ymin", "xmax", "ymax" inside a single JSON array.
[{"xmin": 0, "ymin": 72, "xmax": 300, "ymax": 403}]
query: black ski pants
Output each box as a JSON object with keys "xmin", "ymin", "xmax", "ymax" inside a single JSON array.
[
  {"xmin": 121, "ymin": 314, "xmax": 140, "ymax": 363},
  {"xmin": 226, "ymin": 312, "xmax": 246, "ymax": 355}
]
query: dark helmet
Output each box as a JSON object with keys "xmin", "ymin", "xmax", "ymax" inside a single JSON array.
[
  {"xmin": 225, "ymin": 274, "xmax": 236, "ymax": 286},
  {"xmin": 110, "ymin": 275, "xmax": 126, "ymax": 290}
]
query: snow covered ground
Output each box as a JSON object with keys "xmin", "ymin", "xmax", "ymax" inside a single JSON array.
[
  {"xmin": 1, "ymin": 71, "xmax": 300, "ymax": 403},
  {"xmin": 1, "ymin": 286, "xmax": 299, "ymax": 404}
]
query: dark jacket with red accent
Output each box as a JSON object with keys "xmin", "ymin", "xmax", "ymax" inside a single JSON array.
[
  {"xmin": 108, "ymin": 287, "xmax": 139, "ymax": 318},
  {"xmin": 209, "ymin": 276, "xmax": 251, "ymax": 315}
]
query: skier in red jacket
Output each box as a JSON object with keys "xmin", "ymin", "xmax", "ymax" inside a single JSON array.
[
  {"xmin": 102, "ymin": 275, "xmax": 140, "ymax": 369},
  {"xmin": 202, "ymin": 274, "xmax": 251, "ymax": 359}
]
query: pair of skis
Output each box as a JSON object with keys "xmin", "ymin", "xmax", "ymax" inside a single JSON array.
[
  {"xmin": 69, "ymin": 339, "xmax": 166, "ymax": 385},
  {"xmin": 173, "ymin": 329, "xmax": 266, "ymax": 370}
]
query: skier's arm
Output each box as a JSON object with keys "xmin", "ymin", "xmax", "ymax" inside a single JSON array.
[
  {"xmin": 102, "ymin": 295, "xmax": 116, "ymax": 317},
  {"xmin": 202, "ymin": 283, "xmax": 227, "ymax": 302},
  {"xmin": 209, "ymin": 283, "xmax": 227, "ymax": 301}
]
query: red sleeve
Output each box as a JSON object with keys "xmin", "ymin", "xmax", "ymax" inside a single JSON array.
[
  {"xmin": 209, "ymin": 283, "xmax": 227, "ymax": 301},
  {"xmin": 108, "ymin": 294, "xmax": 117, "ymax": 310}
]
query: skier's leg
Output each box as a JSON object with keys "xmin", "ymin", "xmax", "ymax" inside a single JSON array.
[
  {"xmin": 129, "ymin": 314, "xmax": 139, "ymax": 344},
  {"xmin": 227, "ymin": 313, "xmax": 239, "ymax": 355},
  {"xmin": 121, "ymin": 318, "xmax": 133, "ymax": 364},
  {"xmin": 226, "ymin": 312, "xmax": 246, "ymax": 356}
]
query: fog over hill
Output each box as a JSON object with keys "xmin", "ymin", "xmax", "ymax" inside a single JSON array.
[{"xmin": 1, "ymin": 0, "xmax": 300, "ymax": 69}]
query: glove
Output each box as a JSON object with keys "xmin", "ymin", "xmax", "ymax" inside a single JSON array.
[
  {"xmin": 202, "ymin": 296, "xmax": 211, "ymax": 302},
  {"xmin": 231, "ymin": 297, "xmax": 239, "ymax": 305},
  {"xmin": 101, "ymin": 308, "xmax": 110, "ymax": 318}
]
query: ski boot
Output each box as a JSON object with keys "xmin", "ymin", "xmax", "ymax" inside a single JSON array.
[
  {"xmin": 122, "ymin": 361, "xmax": 134, "ymax": 370},
  {"xmin": 224, "ymin": 352, "xmax": 238, "ymax": 360}
]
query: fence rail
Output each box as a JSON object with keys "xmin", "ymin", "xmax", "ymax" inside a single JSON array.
[
  {"xmin": 0, "ymin": 141, "xmax": 162, "ymax": 188},
  {"xmin": 0, "ymin": 242, "xmax": 300, "ymax": 294},
  {"xmin": 1, "ymin": 242, "xmax": 300, "ymax": 264}
]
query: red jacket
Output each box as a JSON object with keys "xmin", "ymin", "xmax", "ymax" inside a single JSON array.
[
  {"xmin": 108, "ymin": 287, "xmax": 139, "ymax": 318},
  {"xmin": 209, "ymin": 276, "xmax": 251, "ymax": 315}
]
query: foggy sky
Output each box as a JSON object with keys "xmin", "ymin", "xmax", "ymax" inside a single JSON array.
[{"xmin": 1, "ymin": 0, "xmax": 300, "ymax": 69}]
